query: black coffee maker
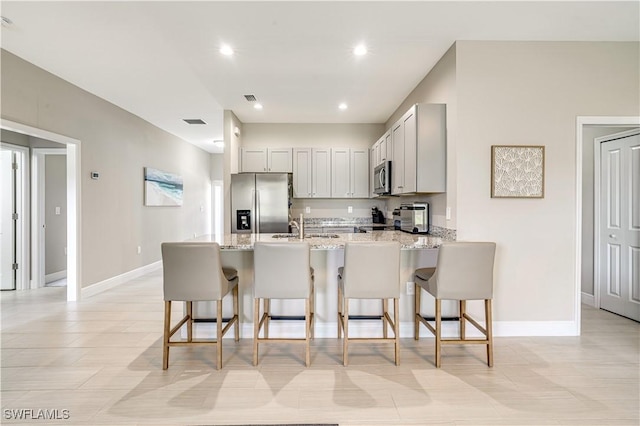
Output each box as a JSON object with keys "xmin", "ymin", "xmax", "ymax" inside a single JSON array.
[{"xmin": 372, "ymin": 207, "xmax": 385, "ymax": 224}]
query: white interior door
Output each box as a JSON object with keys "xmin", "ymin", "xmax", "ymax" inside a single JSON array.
[
  {"xmin": 599, "ymin": 132, "xmax": 640, "ymax": 321},
  {"xmin": 1, "ymin": 149, "xmax": 16, "ymax": 290}
]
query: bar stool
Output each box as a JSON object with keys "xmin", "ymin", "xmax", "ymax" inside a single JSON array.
[
  {"xmin": 161, "ymin": 242, "xmax": 239, "ymax": 370},
  {"xmin": 253, "ymin": 241, "xmax": 315, "ymax": 366},
  {"xmin": 414, "ymin": 241, "xmax": 496, "ymax": 367},
  {"xmin": 337, "ymin": 241, "xmax": 401, "ymax": 366}
]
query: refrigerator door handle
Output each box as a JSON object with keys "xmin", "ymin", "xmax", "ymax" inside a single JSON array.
[{"xmin": 255, "ymin": 189, "xmax": 260, "ymax": 234}]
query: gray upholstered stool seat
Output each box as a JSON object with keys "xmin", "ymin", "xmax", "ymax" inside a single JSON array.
[
  {"xmin": 161, "ymin": 242, "xmax": 239, "ymax": 370},
  {"xmin": 414, "ymin": 241, "xmax": 496, "ymax": 367},
  {"xmin": 253, "ymin": 242, "xmax": 315, "ymax": 366},
  {"xmin": 337, "ymin": 241, "xmax": 401, "ymax": 366}
]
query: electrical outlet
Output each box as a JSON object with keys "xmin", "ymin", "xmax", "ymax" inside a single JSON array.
[
  {"xmin": 200, "ymin": 205, "xmax": 204, "ymax": 213},
  {"xmin": 55, "ymin": 206, "xmax": 61, "ymax": 215},
  {"xmin": 193, "ymin": 233, "xmax": 197, "ymax": 238},
  {"xmin": 305, "ymin": 206, "xmax": 311, "ymax": 214},
  {"xmin": 348, "ymin": 206, "xmax": 353, "ymax": 213},
  {"xmin": 406, "ymin": 282, "xmax": 415, "ymax": 295},
  {"xmin": 446, "ymin": 206, "xmax": 451, "ymax": 220},
  {"xmin": 137, "ymin": 246, "xmax": 141, "ymax": 255}
]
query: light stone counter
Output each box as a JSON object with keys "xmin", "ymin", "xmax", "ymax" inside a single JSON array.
[
  {"xmin": 188, "ymin": 231, "xmax": 457, "ymax": 339},
  {"xmin": 193, "ymin": 230, "xmax": 452, "ymax": 250}
]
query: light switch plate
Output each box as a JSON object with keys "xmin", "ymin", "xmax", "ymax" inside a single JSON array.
[
  {"xmin": 348, "ymin": 206, "xmax": 353, "ymax": 213},
  {"xmin": 446, "ymin": 206, "xmax": 451, "ymax": 220},
  {"xmin": 305, "ymin": 206, "xmax": 311, "ymax": 214},
  {"xmin": 55, "ymin": 207, "xmax": 61, "ymax": 215}
]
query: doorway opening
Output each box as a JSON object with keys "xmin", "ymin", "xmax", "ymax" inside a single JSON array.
[
  {"xmin": 0, "ymin": 119, "xmax": 81, "ymax": 301},
  {"xmin": 576, "ymin": 116, "xmax": 640, "ymax": 330}
]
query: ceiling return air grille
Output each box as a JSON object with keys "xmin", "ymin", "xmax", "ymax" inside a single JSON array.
[
  {"xmin": 244, "ymin": 94, "xmax": 257, "ymax": 102},
  {"xmin": 183, "ymin": 118, "xmax": 207, "ymax": 125}
]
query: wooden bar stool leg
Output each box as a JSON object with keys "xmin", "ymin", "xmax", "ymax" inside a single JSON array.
[
  {"xmin": 264, "ymin": 299, "xmax": 270, "ymax": 339},
  {"xmin": 310, "ymin": 281, "xmax": 315, "ymax": 339},
  {"xmin": 186, "ymin": 301, "xmax": 193, "ymax": 343},
  {"xmin": 305, "ymin": 297, "xmax": 311, "ymax": 367},
  {"xmin": 253, "ymin": 298, "xmax": 260, "ymax": 366},
  {"xmin": 233, "ymin": 285, "xmax": 239, "ymax": 341},
  {"xmin": 394, "ymin": 297, "xmax": 400, "ymax": 366},
  {"xmin": 414, "ymin": 283, "xmax": 421, "ymax": 340},
  {"xmin": 382, "ymin": 299, "xmax": 388, "ymax": 339},
  {"xmin": 343, "ymin": 299, "xmax": 349, "ymax": 366},
  {"xmin": 337, "ymin": 285, "xmax": 343, "ymax": 339},
  {"xmin": 459, "ymin": 300, "xmax": 466, "ymax": 340},
  {"xmin": 216, "ymin": 300, "xmax": 223, "ymax": 370},
  {"xmin": 163, "ymin": 301, "xmax": 171, "ymax": 370},
  {"xmin": 485, "ymin": 299, "xmax": 494, "ymax": 367},
  {"xmin": 435, "ymin": 299, "xmax": 442, "ymax": 368}
]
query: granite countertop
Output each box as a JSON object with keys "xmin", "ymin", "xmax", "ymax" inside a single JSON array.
[{"xmin": 192, "ymin": 230, "xmax": 453, "ymax": 250}]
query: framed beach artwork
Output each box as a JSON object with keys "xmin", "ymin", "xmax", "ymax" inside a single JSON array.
[
  {"xmin": 144, "ymin": 167, "xmax": 183, "ymax": 206},
  {"xmin": 491, "ymin": 145, "xmax": 545, "ymax": 198}
]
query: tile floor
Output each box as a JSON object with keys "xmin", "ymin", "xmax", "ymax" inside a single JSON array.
[{"xmin": 1, "ymin": 269, "xmax": 638, "ymax": 425}]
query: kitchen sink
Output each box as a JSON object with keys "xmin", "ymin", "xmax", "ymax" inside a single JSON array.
[{"xmin": 305, "ymin": 233, "xmax": 340, "ymax": 238}]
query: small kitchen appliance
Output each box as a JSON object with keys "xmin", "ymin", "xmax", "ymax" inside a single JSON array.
[
  {"xmin": 373, "ymin": 161, "xmax": 391, "ymax": 195},
  {"xmin": 399, "ymin": 203, "xmax": 429, "ymax": 234}
]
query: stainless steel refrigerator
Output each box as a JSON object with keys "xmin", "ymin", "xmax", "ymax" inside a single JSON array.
[{"xmin": 230, "ymin": 173, "xmax": 291, "ymax": 234}]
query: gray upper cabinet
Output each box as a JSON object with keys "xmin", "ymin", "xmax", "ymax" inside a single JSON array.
[
  {"xmin": 332, "ymin": 148, "xmax": 369, "ymax": 198},
  {"xmin": 391, "ymin": 103, "xmax": 446, "ymax": 194},
  {"xmin": 292, "ymin": 148, "xmax": 332, "ymax": 198},
  {"xmin": 241, "ymin": 148, "xmax": 292, "ymax": 173}
]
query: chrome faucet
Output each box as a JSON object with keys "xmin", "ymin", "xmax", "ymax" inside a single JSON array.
[{"xmin": 289, "ymin": 213, "xmax": 304, "ymax": 239}]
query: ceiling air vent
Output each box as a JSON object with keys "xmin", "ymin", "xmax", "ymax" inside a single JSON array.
[
  {"xmin": 244, "ymin": 95, "xmax": 257, "ymax": 102},
  {"xmin": 183, "ymin": 119, "xmax": 207, "ymax": 125}
]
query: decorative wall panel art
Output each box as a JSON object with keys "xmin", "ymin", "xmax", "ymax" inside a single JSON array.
[
  {"xmin": 144, "ymin": 167, "xmax": 183, "ymax": 206},
  {"xmin": 491, "ymin": 145, "xmax": 545, "ymax": 198}
]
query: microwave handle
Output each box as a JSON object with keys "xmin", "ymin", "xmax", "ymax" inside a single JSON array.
[{"xmin": 379, "ymin": 168, "xmax": 385, "ymax": 188}]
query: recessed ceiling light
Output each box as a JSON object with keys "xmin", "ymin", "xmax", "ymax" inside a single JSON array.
[
  {"xmin": 339, "ymin": 103, "xmax": 348, "ymax": 110},
  {"xmin": 220, "ymin": 44, "xmax": 234, "ymax": 56},
  {"xmin": 353, "ymin": 44, "xmax": 367, "ymax": 56},
  {"xmin": 254, "ymin": 103, "xmax": 263, "ymax": 110}
]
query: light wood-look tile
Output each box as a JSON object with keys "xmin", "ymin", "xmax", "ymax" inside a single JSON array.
[{"xmin": 1, "ymin": 272, "xmax": 638, "ymax": 425}]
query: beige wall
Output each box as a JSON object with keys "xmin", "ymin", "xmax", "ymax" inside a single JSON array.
[
  {"xmin": 44, "ymin": 155, "xmax": 67, "ymax": 276},
  {"xmin": 1, "ymin": 49, "xmax": 212, "ymax": 288},
  {"xmin": 384, "ymin": 44, "xmax": 457, "ymax": 228},
  {"xmin": 455, "ymin": 41, "xmax": 639, "ymax": 323}
]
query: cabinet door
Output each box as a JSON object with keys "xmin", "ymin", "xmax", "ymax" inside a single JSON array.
[
  {"xmin": 292, "ymin": 148, "xmax": 312, "ymax": 198},
  {"xmin": 312, "ymin": 148, "xmax": 331, "ymax": 198},
  {"xmin": 370, "ymin": 148, "xmax": 377, "ymax": 198},
  {"xmin": 380, "ymin": 134, "xmax": 387, "ymax": 163},
  {"xmin": 384, "ymin": 130, "xmax": 393, "ymax": 161},
  {"xmin": 268, "ymin": 148, "xmax": 293, "ymax": 172},
  {"xmin": 241, "ymin": 148, "xmax": 267, "ymax": 172},
  {"xmin": 391, "ymin": 120, "xmax": 404, "ymax": 194},
  {"xmin": 402, "ymin": 106, "xmax": 417, "ymax": 193},
  {"xmin": 331, "ymin": 148, "xmax": 351, "ymax": 198},
  {"xmin": 351, "ymin": 148, "xmax": 369, "ymax": 198}
]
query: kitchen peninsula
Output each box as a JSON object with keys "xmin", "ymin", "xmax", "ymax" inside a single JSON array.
[{"xmin": 190, "ymin": 229, "xmax": 456, "ymax": 339}]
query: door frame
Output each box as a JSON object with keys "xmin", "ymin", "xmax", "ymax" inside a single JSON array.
[
  {"xmin": 32, "ymin": 148, "xmax": 67, "ymax": 289},
  {"xmin": 0, "ymin": 119, "xmax": 82, "ymax": 301},
  {"xmin": 593, "ymin": 127, "xmax": 640, "ymax": 312},
  {"xmin": 0, "ymin": 142, "xmax": 30, "ymax": 291},
  {"xmin": 576, "ymin": 116, "xmax": 640, "ymax": 332}
]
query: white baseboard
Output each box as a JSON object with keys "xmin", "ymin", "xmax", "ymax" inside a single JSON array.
[
  {"xmin": 82, "ymin": 261, "xmax": 162, "ymax": 298},
  {"xmin": 581, "ymin": 292, "xmax": 596, "ymax": 307},
  {"xmin": 45, "ymin": 270, "xmax": 67, "ymax": 283},
  {"xmin": 188, "ymin": 319, "xmax": 580, "ymax": 339}
]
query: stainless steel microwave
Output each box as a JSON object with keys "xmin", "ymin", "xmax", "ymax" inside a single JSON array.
[{"xmin": 373, "ymin": 161, "xmax": 391, "ymax": 195}]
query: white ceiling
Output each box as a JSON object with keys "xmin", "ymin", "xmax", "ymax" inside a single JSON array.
[{"xmin": 1, "ymin": 1, "xmax": 638, "ymax": 154}]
